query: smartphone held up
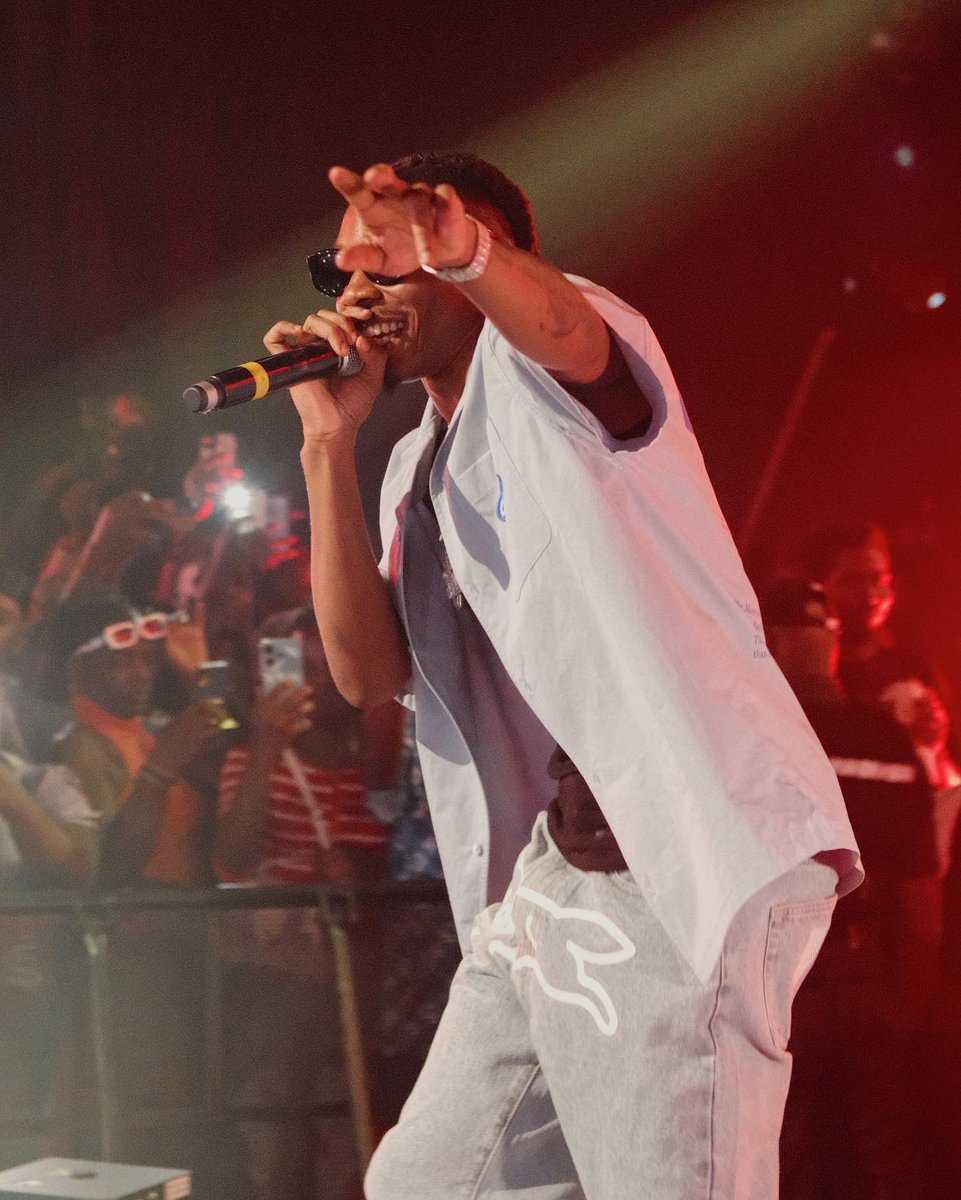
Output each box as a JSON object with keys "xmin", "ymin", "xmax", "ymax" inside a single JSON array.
[
  {"xmin": 195, "ymin": 659, "xmax": 240, "ymax": 730},
  {"xmin": 258, "ymin": 636, "xmax": 305, "ymax": 693}
]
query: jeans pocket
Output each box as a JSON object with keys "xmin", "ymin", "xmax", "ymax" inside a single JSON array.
[{"xmin": 763, "ymin": 894, "xmax": 837, "ymax": 1051}]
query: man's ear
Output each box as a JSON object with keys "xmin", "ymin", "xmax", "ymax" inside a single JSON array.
[{"xmin": 467, "ymin": 200, "xmax": 515, "ymax": 250}]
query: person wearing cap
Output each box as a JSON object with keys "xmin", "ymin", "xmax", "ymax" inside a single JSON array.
[
  {"xmin": 803, "ymin": 521, "xmax": 960, "ymax": 795},
  {"xmin": 762, "ymin": 577, "xmax": 941, "ymax": 1200}
]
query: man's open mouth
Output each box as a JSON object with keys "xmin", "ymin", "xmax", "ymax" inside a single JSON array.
[{"xmin": 360, "ymin": 317, "xmax": 406, "ymax": 345}]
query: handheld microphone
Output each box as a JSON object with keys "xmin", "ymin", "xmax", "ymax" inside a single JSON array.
[{"xmin": 184, "ymin": 342, "xmax": 363, "ymax": 414}]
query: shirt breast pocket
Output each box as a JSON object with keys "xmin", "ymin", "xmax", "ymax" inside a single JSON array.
[{"xmin": 441, "ymin": 430, "xmax": 552, "ymax": 604}]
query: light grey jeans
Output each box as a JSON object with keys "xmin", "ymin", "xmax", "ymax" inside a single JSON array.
[{"xmin": 366, "ymin": 813, "xmax": 838, "ymax": 1199}]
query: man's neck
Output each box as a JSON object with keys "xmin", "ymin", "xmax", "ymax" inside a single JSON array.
[
  {"xmin": 424, "ymin": 381, "xmax": 461, "ymax": 423},
  {"xmin": 422, "ymin": 323, "xmax": 483, "ymax": 422}
]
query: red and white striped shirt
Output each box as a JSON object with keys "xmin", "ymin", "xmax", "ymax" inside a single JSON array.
[{"xmin": 218, "ymin": 747, "xmax": 388, "ymax": 882}]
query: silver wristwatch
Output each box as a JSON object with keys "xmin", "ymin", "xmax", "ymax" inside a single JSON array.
[{"xmin": 421, "ymin": 215, "xmax": 493, "ymax": 283}]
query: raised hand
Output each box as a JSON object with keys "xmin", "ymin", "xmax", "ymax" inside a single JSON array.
[
  {"xmin": 147, "ymin": 700, "xmax": 226, "ymax": 778},
  {"xmin": 328, "ymin": 163, "xmax": 477, "ymax": 278},
  {"xmin": 912, "ymin": 687, "xmax": 951, "ymax": 751},
  {"xmin": 263, "ymin": 308, "xmax": 388, "ymax": 442},
  {"xmin": 249, "ymin": 682, "xmax": 315, "ymax": 755}
]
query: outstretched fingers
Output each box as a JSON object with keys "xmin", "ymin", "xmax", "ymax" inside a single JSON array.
[
  {"xmin": 401, "ymin": 184, "xmax": 437, "ymax": 266},
  {"xmin": 328, "ymin": 165, "xmax": 372, "ymax": 208},
  {"xmin": 409, "ymin": 182, "xmax": 470, "ymax": 267},
  {"xmin": 363, "ymin": 163, "xmax": 410, "ymax": 197},
  {"xmin": 328, "ymin": 162, "xmax": 407, "ymax": 210},
  {"xmin": 327, "ymin": 161, "xmax": 472, "ymax": 274}
]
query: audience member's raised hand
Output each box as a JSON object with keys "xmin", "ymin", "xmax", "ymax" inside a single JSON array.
[
  {"xmin": 146, "ymin": 700, "xmax": 227, "ymax": 779},
  {"xmin": 249, "ymin": 682, "xmax": 315, "ymax": 756}
]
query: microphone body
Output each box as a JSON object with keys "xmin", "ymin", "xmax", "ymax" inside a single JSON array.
[{"xmin": 184, "ymin": 343, "xmax": 363, "ymax": 413}]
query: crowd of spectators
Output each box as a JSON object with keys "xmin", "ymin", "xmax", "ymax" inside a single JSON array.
[
  {"xmin": 0, "ymin": 395, "xmax": 959, "ymax": 1198},
  {"xmin": 0, "ymin": 397, "xmax": 452, "ymax": 1198}
]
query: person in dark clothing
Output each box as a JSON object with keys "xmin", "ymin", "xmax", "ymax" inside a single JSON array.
[
  {"xmin": 763, "ymin": 577, "xmax": 941, "ymax": 1200},
  {"xmin": 804, "ymin": 521, "xmax": 960, "ymax": 795}
]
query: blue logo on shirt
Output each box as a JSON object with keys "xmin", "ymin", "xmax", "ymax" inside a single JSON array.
[{"xmin": 496, "ymin": 474, "xmax": 507, "ymax": 522}]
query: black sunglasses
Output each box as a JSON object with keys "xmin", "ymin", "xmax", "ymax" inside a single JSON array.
[{"xmin": 306, "ymin": 248, "xmax": 412, "ymax": 297}]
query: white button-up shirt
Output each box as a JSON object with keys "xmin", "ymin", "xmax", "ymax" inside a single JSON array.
[{"xmin": 379, "ymin": 276, "xmax": 861, "ymax": 981}]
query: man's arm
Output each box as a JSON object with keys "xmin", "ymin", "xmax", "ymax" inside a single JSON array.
[
  {"xmin": 65, "ymin": 704, "xmax": 221, "ymax": 886},
  {"xmin": 301, "ymin": 435, "xmax": 412, "ymax": 709},
  {"xmin": 261, "ymin": 308, "xmax": 411, "ymax": 711},
  {"xmin": 455, "ymin": 235, "xmax": 649, "ymax": 437},
  {"xmin": 98, "ymin": 771, "xmax": 173, "ymax": 886},
  {"xmin": 59, "ymin": 726, "xmax": 165, "ymax": 885}
]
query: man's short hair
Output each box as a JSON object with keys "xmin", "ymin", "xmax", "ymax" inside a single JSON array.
[{"xmin": 392, "ymin": 151, "xmax": 539, "ymax": 254}]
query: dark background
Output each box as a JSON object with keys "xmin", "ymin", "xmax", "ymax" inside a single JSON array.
[{"xmin": 3, "ymin": 0, "xmax": 960, "ymax": 694}]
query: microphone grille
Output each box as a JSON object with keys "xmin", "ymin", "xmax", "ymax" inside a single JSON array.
[{"xmin": 338, "ymin": 347, "xmax": 363, "ymax": 377}]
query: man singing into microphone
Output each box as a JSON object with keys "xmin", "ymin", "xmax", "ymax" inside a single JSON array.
[{"xmin": 267, "ymin": 152, "xmax": 861, "ymax": 1199}]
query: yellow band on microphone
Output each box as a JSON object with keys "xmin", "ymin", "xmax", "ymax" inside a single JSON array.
[{"xmin": 241, "ymin": 361, "xmax": 271, "ymax": 400}]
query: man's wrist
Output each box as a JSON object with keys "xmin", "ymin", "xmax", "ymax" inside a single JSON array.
[
  {"xmin": 422, "ymin": 216, "xmax": 493, "ymax": 283},
  {"xmin": 301, "ymin": 430, "xmax": 358, "ymax": 460}
]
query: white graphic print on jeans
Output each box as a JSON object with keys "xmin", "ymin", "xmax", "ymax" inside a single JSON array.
[{"xmin": 488, "ymin": 864, "xmax": 638, "ymax": 1036}]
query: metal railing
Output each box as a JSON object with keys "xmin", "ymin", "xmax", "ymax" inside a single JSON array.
[{"xmin": 0, "ymin": 879, "xmax": 448, "ymax": 1187}]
